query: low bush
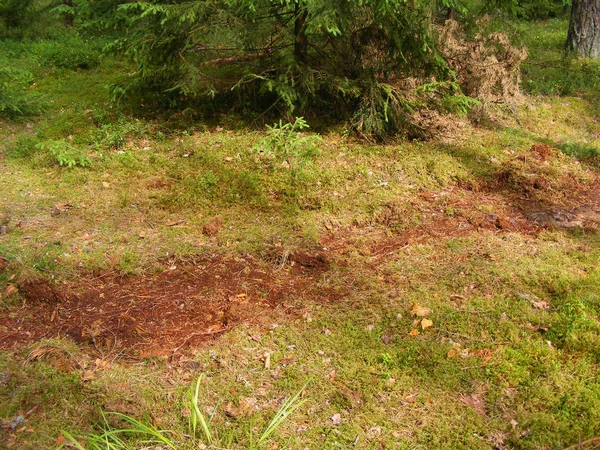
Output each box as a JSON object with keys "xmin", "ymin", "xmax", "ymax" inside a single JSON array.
[
  {"xmin": 0, "ymin": 63, "xmax": 44, "ymax": 118},
  {"xmin": 33, "ymin": 33, "xmax": 101, "ymax": 70}
]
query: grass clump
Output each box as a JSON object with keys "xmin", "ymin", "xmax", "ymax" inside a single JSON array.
[
  {"xmin": 60, "ymin": 376, "xmax": 307, "ymax": 450},
  {"xmin": 32, "ymin": 32, "xmax": 101, "ymax": 70}
]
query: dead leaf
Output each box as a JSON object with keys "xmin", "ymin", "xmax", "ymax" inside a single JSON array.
[
  {"xmin": 54, "ymin": 202, "xmax": 72, "ymax": 212},
  {"xmin": 264, "ymin": 352, "xmax": 271, "ymax": 370},
  {"xmin": 224, "ymin": 400, "xmax": 253, "ymax": 420},
  {"xmin": 409, "ymin": 328, "xmax": 420, "ymax": 336},
  {"xmin": 138, "ymin": 231, "xmax": 146, "ymax": 239},
  {"xmin": 102, "ymin": 182, "xmax": 110, "ymax": 188},
  {"xmin": 410, "ymin": 303, "xmax": 431, "ymax": 317},
  {"xmin": 203, "ymin": 216, "xmax": 223, "ymax": 237},
  {"xmin": 518, "ymin": 292, "xmax": 550, "ymax": 310},
  {"xmin": 82, "ymin": 370, "xmax": 96, "ymax": 382},
  {"xmin": 460, "ymin": 394, "xmax": 486, "ymax": 416},
  {"xmin": 4, "ymin": 284, "xmax": 18, "ymax": 297},
  {"xmin": 224, "ymin": 157, "xmax": 233, "ymax": 162},
  {"xmin": 471, "ymin": 348, "xmax": 494, "ymax": 364},
  {"xmin": 331, "ymin": 413, "xmax": 342, "ymax": 426},
  {"xmin": 532, "ymin": 300, "xmax": 550, "ymax": 310},
  {"xmin": 421, "ymin": 318, "xmax": 433, "ymax": 330},
  {"xmin": 167, "ymin": 219, "xmax": 185, "ymax": 227},
  {"xmin": 448, "ymin": 344, "xmax": 461, "ymax": 358}
]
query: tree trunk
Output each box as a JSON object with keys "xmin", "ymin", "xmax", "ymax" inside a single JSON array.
[
  {"xmin": 566, "ymin": 0, "xmax": 600, "ymax": 58},
  {"xmin": 293, "ymin": 2, "xmax": 308, "ymax": 66}
]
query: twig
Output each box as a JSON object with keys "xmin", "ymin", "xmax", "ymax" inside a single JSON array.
[
  {"xmin": 564, "ymin": 437, "xmax": 600, "ymax": 450},
  {"xmin": 171, "ymin": 327, "xmax": 231, "ymax": 354}
]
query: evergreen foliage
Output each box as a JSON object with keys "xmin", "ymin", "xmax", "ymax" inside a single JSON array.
[
  {"xmin": 103, "ymin": 0, "xmax": 473, "ymax": 138},
  {"xmin": 0, "ymin": 0, "xmax": 534, "ymax": 137},
  {"xmin": 0, "ymin": 0, "xmax": 36, "ymax": 28}
]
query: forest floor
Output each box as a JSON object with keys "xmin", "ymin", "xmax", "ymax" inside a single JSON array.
[{"xmin": 1, "ymin": 18, "xmax": 600, "ymax": 450}]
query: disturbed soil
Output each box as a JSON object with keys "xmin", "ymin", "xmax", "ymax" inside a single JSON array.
[
  {"xmin": 1, "ymin": 145, "xmax": 599, "ymax": 359},
  {"xmin": 0, "ymin": 252, "xmax": 333, "ymax": 358}
]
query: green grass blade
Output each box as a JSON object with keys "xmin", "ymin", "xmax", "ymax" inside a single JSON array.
[
  {"xmin": 257, "ymin": 383, "xmax": 308, "ymax": 445},
  {"xmin": 58, "ymin": 430, "xmax": 87, "ymax": 450},
  {"xmin": 107, "ymin": 412, "xmax": 178, "ymax": 449},
  {"xmin": 189, "ymin": 374, "xmax": 213, "ymax": 444}
]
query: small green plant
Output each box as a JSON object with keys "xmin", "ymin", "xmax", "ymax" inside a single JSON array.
[
  {"xmin": 96, "ymin": 116, "xmax": 148, "ymax": 150},
  {"xmin": 380, "ymin": 352, "xmax": 394, "ymax": 368},
  {"xmin": 36, "ymin": 140, "xmax": 91, "ymax": 168},
  {"xmin": 0, "ymin": 64, "xmax": 44, "ymax": 118},
  {"xmin": 188, "ymin": 374, "xmax": 213, "ymax": 444},
  {"xmin": 254, "ymin": 117, "xmax": 321, "ymax": 183},
  {"xmin": 416, "ymin": 81, "xmax": 480, "ymax": 116},
  {"xmin": 60, "ymin": 376, "xmax": 307, "ymax": 449}
]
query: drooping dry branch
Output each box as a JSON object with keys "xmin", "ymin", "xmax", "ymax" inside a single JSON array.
[{"xmin": 199, "ymin": 49, "xmax": 273, "ymax": 67}]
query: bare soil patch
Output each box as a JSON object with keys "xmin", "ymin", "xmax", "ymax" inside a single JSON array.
[{"xmin": 0, "ymin": 252, "xmax": 334, "ymax": 358}]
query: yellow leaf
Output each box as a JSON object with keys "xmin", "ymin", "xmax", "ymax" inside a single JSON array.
[
  {"xmin": 409, "ymin": 329, "xmax": 420, "ymax": 336},
  {"xmin": 421, "ymin": 318, "xmax": 433, "ymax": 330},
  {"xmin": 447, "ymin": 343, "xmax": 461, "ymax": 358},
  {"xmin": 410, "ymin": 303, "xmax": 431, "ymax": 317}
]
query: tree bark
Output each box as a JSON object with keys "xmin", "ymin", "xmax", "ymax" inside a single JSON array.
[
  {"xmin": 293, "ymin": 2, "xmax": 308, "ymax": 66},
  {"xmin": 566, "ymin": 0, "xmax": 600, "ymax": 58}
]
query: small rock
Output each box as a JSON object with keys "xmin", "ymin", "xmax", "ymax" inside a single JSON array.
[
  {"xmin": 9, "ymin": 415, "xmax": 25, "ymax": 430},
  {"xmin": 331, "ymin": 413, "xmax": 342, "ymax": 426}
]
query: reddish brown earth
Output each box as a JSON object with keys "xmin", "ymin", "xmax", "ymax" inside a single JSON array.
[
  {"xmin": 0, "ymin": 252, "xmax": 333, "ymax": 358},
  {"xmin": 1, "ymin": 144, "xmax": 599, "ymax": 358}
]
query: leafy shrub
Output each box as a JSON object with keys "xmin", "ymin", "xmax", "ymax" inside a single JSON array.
[
  {"xmin": 36, "ymin": 140, "xmax": 91, "ymax": 168},
  {"xmin": 0, "ymin": 64, "xmax": 44, "ymax": 118}
]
